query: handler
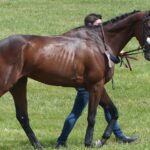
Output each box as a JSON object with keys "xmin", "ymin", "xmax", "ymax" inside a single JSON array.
[{"xmin": 56, "ymin": 13, "xmax": 138, "ymax": 148}]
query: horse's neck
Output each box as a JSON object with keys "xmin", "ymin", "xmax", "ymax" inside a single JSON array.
[
  {"xmin": 104, "ymin": 25, "xmax": 134, "ymax": 55},
  {"xmin": 103, "ymin": 12, "xmax": 146, "ymax": 55}
]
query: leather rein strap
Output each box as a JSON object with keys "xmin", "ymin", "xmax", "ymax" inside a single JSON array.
[{"xmin": 119, "ymin": 46, "xmax": 144, "ymax": 71}]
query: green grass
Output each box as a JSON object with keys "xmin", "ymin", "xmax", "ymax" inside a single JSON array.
[{"xmin": 0, "ymin": 0, "xmax": 150, "ymax": 150}]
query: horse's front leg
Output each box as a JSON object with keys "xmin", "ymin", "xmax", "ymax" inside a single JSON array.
[
  {"xmin": 84, "ymin": 81, "xmax": 104, "ymax": 147},
  {"xmin": 9, "ymin": 77, "xmax": 42, "ymax": 149},
  {"xmin": 96, "ymin": 88, "xmax": 118, "ymax": 147}
]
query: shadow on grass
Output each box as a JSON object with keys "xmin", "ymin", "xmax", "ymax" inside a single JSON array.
[
  {"xmin": 0, "ymin": 140, "xmax": 32, "ymax": 150},
  {"xmin": 40, "ymin": 138, "xmax": 60, "ymax": 149},
  {"xmin": 0, "ymin": 138, "xmax": 58, "ymax": 150}
]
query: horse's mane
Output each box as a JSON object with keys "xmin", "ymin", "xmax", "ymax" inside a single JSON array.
[
  {"xmin": 103, "ymin": 10, "xmax": 141, "ymax": 25},
  {"xmin": 66, "ymin": 10, "xmax": 141, "ymax": 33}
]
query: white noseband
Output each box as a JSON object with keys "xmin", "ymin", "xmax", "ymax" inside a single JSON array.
[{"xmin": 146, "ymin": 37, "xmax": 150, "ymax": 44}]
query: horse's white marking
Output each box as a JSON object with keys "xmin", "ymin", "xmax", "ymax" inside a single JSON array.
[
  {"xmin": 95, "ymin": 139, "xmax": 103, "ymax": 147},
  {"xmin": 146, "ymin": 37, "xmax": 150, "ymax": 45}
]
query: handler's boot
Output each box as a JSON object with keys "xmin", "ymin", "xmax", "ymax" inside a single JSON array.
[{"xmin": 116, "ymin": 135, "xmax": 138, "ymax": 143}]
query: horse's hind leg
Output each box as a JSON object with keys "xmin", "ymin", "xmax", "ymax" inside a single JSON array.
[
  {"xmin": 96, "ymin": 88, "xmax": 118, "ymax": 147},
  {"xmin": 9, "ymin": 77, "xmax": 42, "ymax": 149}
]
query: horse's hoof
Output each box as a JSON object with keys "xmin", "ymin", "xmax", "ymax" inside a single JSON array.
[
  {"xmin": 95, "ymin": 140, "xmax": 103, "ymax": 147},
  {"xmin": 55, "ymin": 142, "xmax": 67, "ymax": 149},
  {"xmin": 85, "ymin": 143, "xmax": 93, "ymax": 148},
  {"xmin": 33, "ymin": 142, "xmax": 43, "ymax": 149},
  {"xmin": 95, "ymin": 139, "xmax": 106, "ymax": 147}
]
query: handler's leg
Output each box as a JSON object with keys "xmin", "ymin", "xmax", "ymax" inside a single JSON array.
[
  {"xmin": 10, "ymin": 77, "xmax": 42, "ymax": 149},
  {"xmin": 56, "ymin": 88, "xmax": 89, "ymax": 148}
]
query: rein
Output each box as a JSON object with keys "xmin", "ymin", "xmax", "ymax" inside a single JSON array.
[
  {"xmin": 119, "ymin": 46, "xmax": 144, "ymax": 71},
  {"xmin": 122, "ymin": 46, "xmax": 143, "ymax": 55},
  {"xmin": 112, "ymin": 46, "xmax": 144, "ymax": 89}
]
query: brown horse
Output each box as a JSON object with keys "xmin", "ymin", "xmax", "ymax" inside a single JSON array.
[{"xmin": 0, "ymin": 10, "xmax": 149, "ymax": 149}]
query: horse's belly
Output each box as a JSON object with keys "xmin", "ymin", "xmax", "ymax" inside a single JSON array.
[
  {"xmin": 28, "ymin": 68, "xmax": 85, "ymax": 87},
  {"xmin": 105, "ymin": 67, "xmax": 114, "ymax": 83}
]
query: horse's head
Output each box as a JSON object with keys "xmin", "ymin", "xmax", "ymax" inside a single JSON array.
[
  {"xmin": 143, "ymin": 15, "xmax": 150, "ymax": 61},
  {"xmin": 102, "ymin": 11, "xmax": 150, "ymax": 59},
  {"xmin": 133, "ymin": 11, "xmax": 150, "ymax": 61}
]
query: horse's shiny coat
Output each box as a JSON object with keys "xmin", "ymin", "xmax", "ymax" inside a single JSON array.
[{"xmin": 0, "ymin": 10, "xmax": 149, "ymax": 148}]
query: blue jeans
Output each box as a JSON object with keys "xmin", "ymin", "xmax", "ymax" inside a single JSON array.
[{"xmin": 57, "ymin": 88, "xmax": 123, "ymax": 143}]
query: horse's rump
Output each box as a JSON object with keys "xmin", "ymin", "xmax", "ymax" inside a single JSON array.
[{"xmin": 0, "ymin": 35, "xmax": 27, "ymax": 94}]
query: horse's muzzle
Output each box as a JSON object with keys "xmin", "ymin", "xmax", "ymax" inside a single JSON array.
[{"xmin": 144, "ymin": 51, "xmax": 150, "ymax": 61}]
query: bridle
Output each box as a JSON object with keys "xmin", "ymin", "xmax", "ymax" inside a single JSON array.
[{"xmin": 142, "ymin": 14, "xmax": 150, "ymax": 52}]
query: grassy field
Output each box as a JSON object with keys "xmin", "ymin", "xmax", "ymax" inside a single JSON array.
[{"xmin": 0, "ymin": 0, "xmax": 150, "ymax": 150}]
